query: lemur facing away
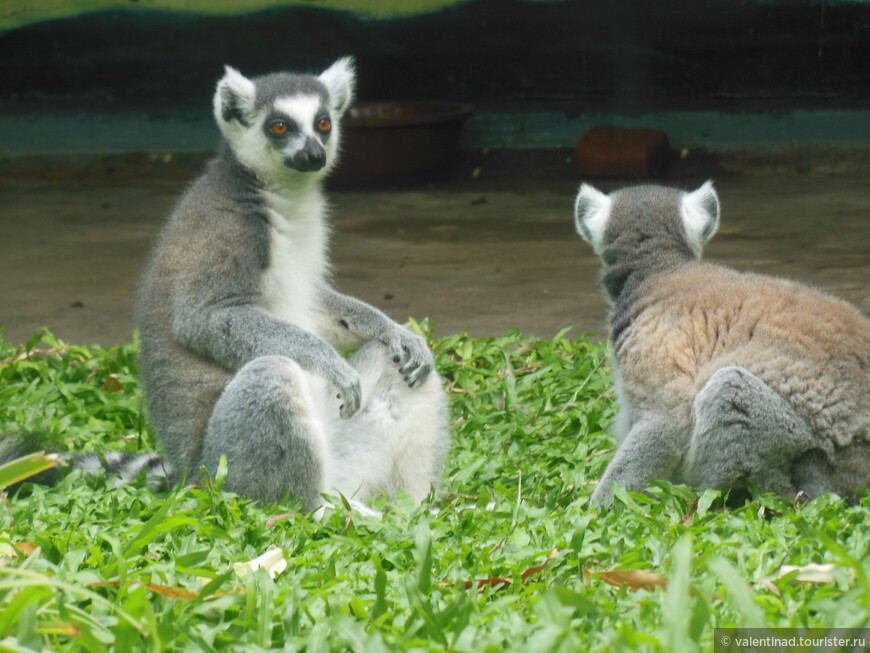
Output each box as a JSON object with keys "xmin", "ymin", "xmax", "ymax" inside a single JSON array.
[
  {"xmin": 574, "ymin": 182, "xmax": 870, "ymax": 505},
  {"xmin": 7, "ymin": 59, "xmax": 449, "ymax": 510}
]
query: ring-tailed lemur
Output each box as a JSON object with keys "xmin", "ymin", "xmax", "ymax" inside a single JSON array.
[
  {"xmin": 5, "ymin": 59, "xmax": 449, "ymax": 511},
  {"xmin": 574, "ymin": 181, "xmax": 870, "ymax": 504}
]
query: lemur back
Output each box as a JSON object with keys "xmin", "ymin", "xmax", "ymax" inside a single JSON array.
[{"xmin": 574, "ymin": 182, "xmax": 870, "ymax": 504}]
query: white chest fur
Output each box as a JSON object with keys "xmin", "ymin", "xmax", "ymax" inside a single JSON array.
[{"xmin": 257, "ymin": 189, "xmax": 330, "ymax": 336}]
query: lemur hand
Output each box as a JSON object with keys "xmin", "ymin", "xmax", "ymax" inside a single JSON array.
[
  {"xmin": 384, "ymin": 327, "xmax": 434, "ymax": 388},
  {"xmin": 323, "ymin": 354, "xmax": 362, "ymax": 419}
]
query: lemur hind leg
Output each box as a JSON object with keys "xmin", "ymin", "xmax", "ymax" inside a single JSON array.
[
  {"xmin": 590, "ymin": 415, "xmax": 686, "ymax": 505},
  {"xmin": 328, "ymin": 340, "xmax": 448, "ymax": 505},
  {"xmin": 201, "ymin": 355, "xmax": 330, "ymax": 509},
  {"xmin": 685, "ymin": 366, "xmax": 819, "ymax": 497},
  {"xmin": 794, "ymin": 439, "xmax": 870, "ymax": 502}
]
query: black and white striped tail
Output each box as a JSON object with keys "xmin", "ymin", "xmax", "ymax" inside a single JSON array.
[
  {"xmin": 74, "ymin": 451, "xmax": 174, "ymax": 490},
  {"xmin": 1, "ymin": 433, "xmax": 173, "ymax": 495}
]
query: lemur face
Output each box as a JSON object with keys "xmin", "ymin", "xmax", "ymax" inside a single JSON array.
[
  {"xmin": 262, "ymin": 94, "xmax": 333, "ymax": 173},
  {"xmin": 213, "ymin": 58, "xmax": 356, "ymax": 183}
]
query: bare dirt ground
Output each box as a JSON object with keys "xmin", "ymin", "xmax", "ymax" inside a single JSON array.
[{"xmin": 1, "ymin": 151, "xmax": 868, "ymax": 347}]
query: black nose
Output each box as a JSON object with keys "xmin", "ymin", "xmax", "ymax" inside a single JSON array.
[{"xmin": 288, "ymin": 138, "xmax": 326, "ymax": 172}]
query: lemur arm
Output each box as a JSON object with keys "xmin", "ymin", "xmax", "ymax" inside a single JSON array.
[
  {"xmin": 590, "ymin": 416, "xmax": 684, "ymax": 505},
  {"xmin": 171, "ymin": 294, "xmax": 362, "ymax": 418},
  {"xmin": 318, "ymin": 285, "xmax": 434, "ymax": 388}
]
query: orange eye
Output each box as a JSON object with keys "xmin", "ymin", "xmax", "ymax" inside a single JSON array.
[
  {"xmin": 270, "ymin": 121, "xmax": 289, "ymax": 136},
  {"xmin": 317, "ymin": 118, "xmax": 331, "ymax": 133}
]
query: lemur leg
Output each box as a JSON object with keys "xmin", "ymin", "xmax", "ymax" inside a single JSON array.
[
  {"xmin": 793, "ymin": 439, "xmax": 870, "ymax": 501},
  {"xmin": 327, "ymin": 340, "xmax": 448, "ymax": 504},
  {"xmin": 591, "ymin": 416, "xmax": 686, "ymax": 505},
  {"xmin": 201, "ymin": 355, "xmax": 330, "ymax": 509},
  {"xmin": 685, "ymin": 366, "xmax": 819, "ymax": 497},
  {"xmin": 791, "ymin": 449, "xmax": 834, "ymax": 499}
]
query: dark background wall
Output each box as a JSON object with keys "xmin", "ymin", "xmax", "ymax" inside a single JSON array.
[{"xmin": 2, "ymin": 0, "xmax": 868, "ymax": 118}]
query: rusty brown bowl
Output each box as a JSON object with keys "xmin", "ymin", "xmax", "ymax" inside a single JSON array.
[{"xmin": 332, "ymin": 102, "xmax": 473, "ymax": 185}]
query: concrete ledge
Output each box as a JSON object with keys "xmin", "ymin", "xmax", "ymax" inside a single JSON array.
[
  {"xmin": 4, "ymin": 145, "xmax": 870, "ymax": 185},
  {"xmin": 2, "ymin": 109, "xmax": 870, "ymax": 157},
  {"xmin": 464, "ymin": 110, "xmax": 870, "ymax": 150}
]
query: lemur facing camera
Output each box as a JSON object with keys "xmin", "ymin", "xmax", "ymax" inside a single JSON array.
[
  {"xmin": 135, "ymin": 58, "xmax": 449, "ymax": 510},
  {"xmin": 574, "ymin": 182, "xmax": 870, "ymax": 505},
  {"xmin": 3, "ymin": 58, "xmax": 449, "ymax": 510}
]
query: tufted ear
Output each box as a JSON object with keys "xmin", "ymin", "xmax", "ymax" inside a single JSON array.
[
  {"xmin": 213, "ymin": 66, "xmax": 257, "ymax": 128},
  {"xmin": 318, "ymin": 57, "xmax": 356, "ymax": 117},
  {"xmin": 574, "ymin": 183, "xmax": 612, "ymax": 255},
  {"xmin": 680, "ymin": 180, "xmax": 720, "ymax": 257}
]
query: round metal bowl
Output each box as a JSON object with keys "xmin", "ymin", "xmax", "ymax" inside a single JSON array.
[{"xmin": 332, "ymin": 102, "xmax": 473, "ymax": 185}]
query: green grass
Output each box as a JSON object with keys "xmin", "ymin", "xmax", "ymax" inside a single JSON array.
[{"xmin": 1, "ymin": 327, "xmax": 869, "ymax": 651}]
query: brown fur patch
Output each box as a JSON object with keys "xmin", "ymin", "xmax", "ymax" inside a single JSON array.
[{"xmin": 616, "ymin": 262, "xmax": 870, "ymax": 449}]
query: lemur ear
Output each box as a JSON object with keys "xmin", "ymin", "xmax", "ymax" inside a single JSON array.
[
  {"xmin": 214, "ymin": 66, "xmax": 257, "ymax": 128},
  {"xmin": 680, "ymin": 180, "xmax": 720, "ymax": 257},
  {"xmin": 574, "ymin": 183, "xmax": 612, "ymax": 255},
  {"xmin": 319, "ymin": 57, "xmax": 356, "ymax": 117}
]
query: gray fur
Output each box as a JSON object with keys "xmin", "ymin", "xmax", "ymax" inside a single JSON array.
[
  {"xmin": 574, "ymin": 182, "xmax": 870, "ymax": 504},
  {"xmin": 684, "ymin": 366, "xmax": 821, "ymax": 496},
  {"xmin": 136, "ymin": 59, "xmax": 448, "ymax": 509},
  {"xmin": 201, "ymin": 355, "xmax": 326, "ymax": 507},
  {"xmin": 252, "ymin": 74, "xmax": 329, "ymax": 113}
]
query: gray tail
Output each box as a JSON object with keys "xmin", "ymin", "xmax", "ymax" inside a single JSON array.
[{"xmin": 1, "ymin": 432, "xmax": 173, "ymax": 496}]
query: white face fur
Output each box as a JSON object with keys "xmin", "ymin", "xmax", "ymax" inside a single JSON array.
[
  {"xmin": 574, "ymin": 181, "xmax": 721, "ymax": 259},
  {"xmin": 212, "ymin": 57, "xmax": 357, "ymax": 186}
]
